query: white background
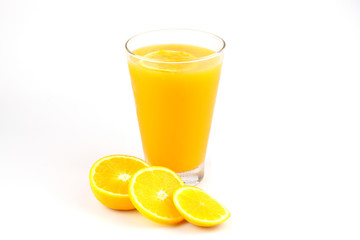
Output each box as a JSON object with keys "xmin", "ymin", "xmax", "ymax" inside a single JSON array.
[{"xmin": 1, "ymin": 0, "xmax": 360, "ymax": 239}]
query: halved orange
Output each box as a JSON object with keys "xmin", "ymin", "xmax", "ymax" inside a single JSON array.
[
  {"xmin": 128, "ymin": 166, "xmax": 185, "ymax": 225},
  {"xmin": 140, "ymin": 50, "xmax": 197, "ymax": 72},
  {"xmin": 89, "ymin": 155, "xmax": 149, "ymax": 210},
  {"xmin": 173, "ymin": 186, "xmax": 231, "ymax": 227}
]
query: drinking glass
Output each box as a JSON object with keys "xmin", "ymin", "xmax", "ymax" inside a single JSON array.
[{"xmin": 125, "ymin": 29, "xmax": 225, "ymax": 185}]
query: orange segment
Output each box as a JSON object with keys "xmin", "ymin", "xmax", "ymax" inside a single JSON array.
[
  {"xmin": 128, "ymin": 166, "xmax": 185, "ymax": 225},
  {"xmin": 140, "ymin": 50, "xmax": 197, "ymax": 72},
  {"xmin": 173, "ymin": 186, "xmax": 231, "ymax": 227},
  {"xmin": 89, "ymin": 155, "xmax": 149, "ymax": 210}
]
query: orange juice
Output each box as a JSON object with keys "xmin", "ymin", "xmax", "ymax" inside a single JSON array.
[{"xmin": 127, "ymin": 44, "xmax": 222, "ymax": 173}]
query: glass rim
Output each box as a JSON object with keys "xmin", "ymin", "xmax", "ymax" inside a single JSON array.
[{"xmin": 125, "ymin": 29, "xmax": 226, "ymax": 64}]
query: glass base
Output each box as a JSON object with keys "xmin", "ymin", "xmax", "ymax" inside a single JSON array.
[{"xmin": 176, "ymin": 163, "xmax": 204, "ymax": 186}]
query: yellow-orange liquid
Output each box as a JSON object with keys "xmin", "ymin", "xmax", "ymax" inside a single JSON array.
[{"xmin": 128, "ymin": 44, "xmax": 222, "ymax": 172}]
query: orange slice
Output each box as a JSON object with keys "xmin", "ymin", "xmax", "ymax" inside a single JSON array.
[
  {"xmin": 140, "ymin": 50, "xmax": 197, "ymax": 72},
  {"xmin": 128, "ymin": 166, "xmax": 185, "ymax": 225},
  {"xmin": 173, "ymin": 186, "xmax": 231, "ymax": 227},
  {"xmin": 89, "ymin": 155, "xmax": 149, "ymax": 210}
]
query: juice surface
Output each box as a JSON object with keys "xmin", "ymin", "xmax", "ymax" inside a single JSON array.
[{"xmin": 128, "ymin": 44, "xmax": 222, "ymax": 172}]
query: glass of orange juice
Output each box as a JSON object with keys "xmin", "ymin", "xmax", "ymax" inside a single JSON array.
[{"xmin": 125, "ymin": 29, "xmax": 225, "ymax": 185}]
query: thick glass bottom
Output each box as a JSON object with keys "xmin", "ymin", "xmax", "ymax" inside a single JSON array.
[{"xmin": 176, "ymin": 163, "xmax": 204, "ymax": 186}]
